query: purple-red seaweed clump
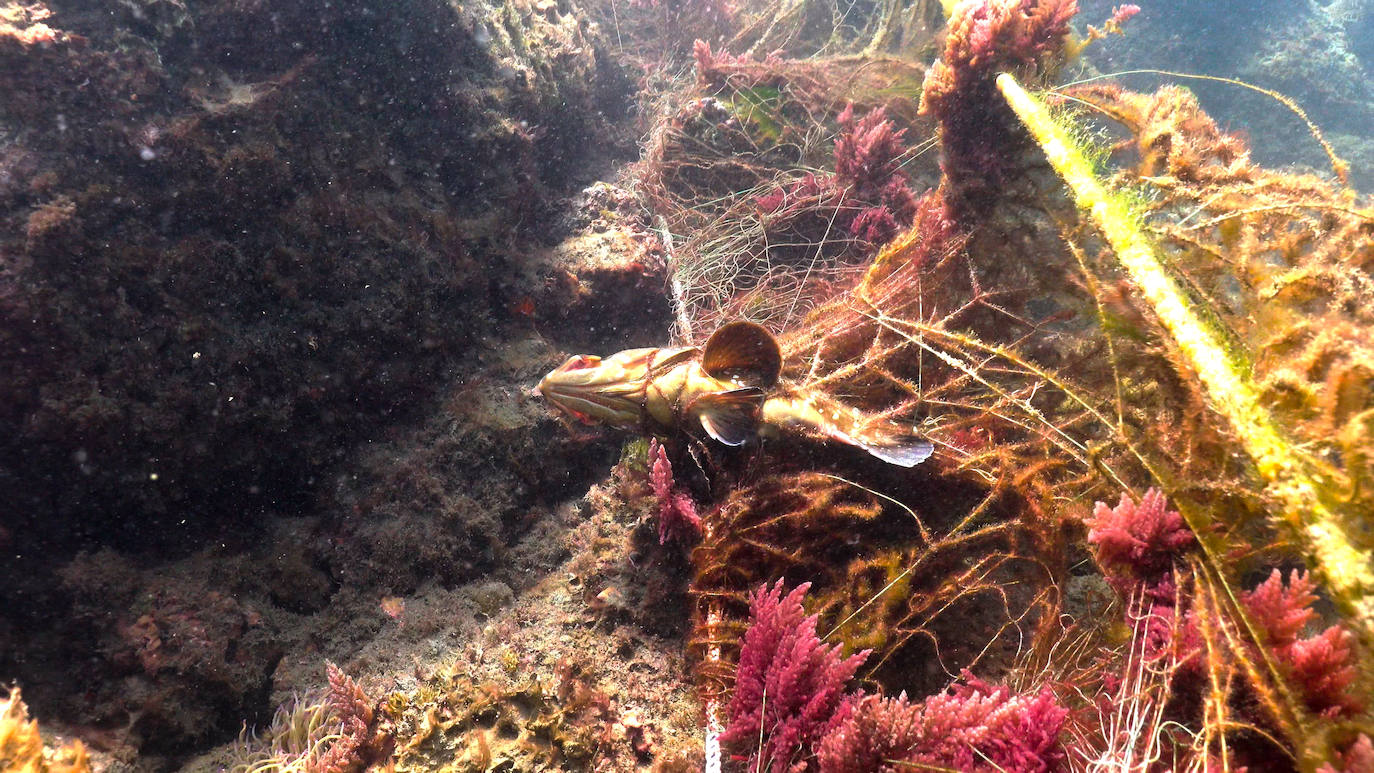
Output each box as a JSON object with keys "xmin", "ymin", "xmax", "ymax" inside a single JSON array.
[
  {"xmin": 720, "ymin": 580, "xmax": 870, "ymax": 771},
  {"xmin": 723, "ymin": 581, "xmax": 1069, "ymax": 772},
  {"xmin": 757, "ymin": 104, "xmax": 919, "ymax": 249},
  {"xmin": 648, "ymin": 439, "xmax": 702, "ymax": 545}
]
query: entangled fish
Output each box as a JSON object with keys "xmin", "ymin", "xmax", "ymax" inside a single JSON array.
[{"xmin": 537, "ymin": 321, "xmax": 934, "ymax": 467}]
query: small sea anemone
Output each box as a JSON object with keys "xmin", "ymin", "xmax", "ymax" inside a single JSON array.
[
  {"xmin": 227, "ymin": 691, "xmax": 342, "ymax": 773},
  {"xmin": 228, "ymin": 663, "xmax": 385, "ymax": 773}
]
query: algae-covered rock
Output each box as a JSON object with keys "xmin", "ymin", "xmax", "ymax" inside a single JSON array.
[
  {"xmin": 1079, "ymin": 0, "xmax": 1374, "ymax": 189},
  {"xmin": 0, "ymin": 0, "xmax": 636, "ymax": 761},
  {"xmin": 0, "ymin": 0, "xmax": 631, "ymax": 553}
]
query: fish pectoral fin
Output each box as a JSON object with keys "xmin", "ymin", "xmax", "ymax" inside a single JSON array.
[
  {"xmin": 700, "ymin": 321, "xmax": 782, "ymax": 389},
  {"xmin": 696, "ymin": 387, "xmax": 765, "ymax": 446},
  {"xmin": 846, "ymin": 432, "xmax": 934, "ymax": 468}
]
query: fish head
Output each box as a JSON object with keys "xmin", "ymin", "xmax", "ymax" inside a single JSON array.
[{"xmin": 539, "ymin": 347, "xmax": 686, "ymax": 428}]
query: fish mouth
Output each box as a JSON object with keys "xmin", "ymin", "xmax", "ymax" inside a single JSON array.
[{"xmin": 537, "ymin": 356, "xmax": 601, "ymax": 402}]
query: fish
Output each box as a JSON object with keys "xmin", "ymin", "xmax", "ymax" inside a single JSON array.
[{"xmin": 537, "ymin": 321, "xmax": 934, "ymax": 467}]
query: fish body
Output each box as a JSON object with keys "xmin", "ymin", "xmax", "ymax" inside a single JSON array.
[{"xmin": 538, "ymin": 321, "xmax": 933, "ymax": 467}]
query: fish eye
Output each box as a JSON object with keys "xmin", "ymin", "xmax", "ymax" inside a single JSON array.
[{"xmin": 563, "ymin": 355, "xmax": 600, "ymax": 371}]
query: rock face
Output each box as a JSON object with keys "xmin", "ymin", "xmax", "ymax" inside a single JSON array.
[
  {"xmin": 0, "ymin": 0, "xmax": 639, "ymax": 762},
  {"xmin": 1079, "ymin": 0, "xmax": 1374, "ymax": 189},
  {"xmin": 0, "ymin": 0, "xmax": 630, "ymax": 552}
]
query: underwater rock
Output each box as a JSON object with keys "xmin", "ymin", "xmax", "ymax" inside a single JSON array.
[
  {"xmin": 51, "ymin": 548, "xmax": 288, "ymax": 764},
  {"xmin": 0, "ymin": 0, "xmax": 632, "ymax": 554},
  {"xmin": 1079, "ymin": 0, "xmax": 1374, "ymax": 189},
  {"xmin": 372, "ymin": 456, "xmax": 704, "ymax": 773},
  {"xmin": 0, "ymin": 0, "xmax": 636, "ymax": 762},
  {"xmin": 315, "ymin": 332, "xmax": 624, "ymax": 596},
  {"xmin": 531, "ymin": 182, "xmax": 674, "ymax": 352}
]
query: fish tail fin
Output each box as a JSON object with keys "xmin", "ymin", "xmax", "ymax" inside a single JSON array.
[
  {"xmin": 764, "ymin": 392, "xmax": 933, "ymax": 467},
  {"xmin": 835, "ymin": 422, "xmax": 934, "ymax": 468},
  {"xmin": 848, "ymin": 431, "xmax": 934, "ymax": 467}
]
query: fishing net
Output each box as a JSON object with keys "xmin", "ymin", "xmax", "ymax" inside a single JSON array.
[{"xmin": 623, "ymin": 0, "xmax": 1373, "ymax": 765}]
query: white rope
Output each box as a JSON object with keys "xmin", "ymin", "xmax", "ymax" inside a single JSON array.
[
  {"xmin": 705, "ymin": 688, "xmax": 722, "ymax": 773},
  {"xmin": 701, "ymin": 496, "xmax": 723, "ymax": 773}
]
